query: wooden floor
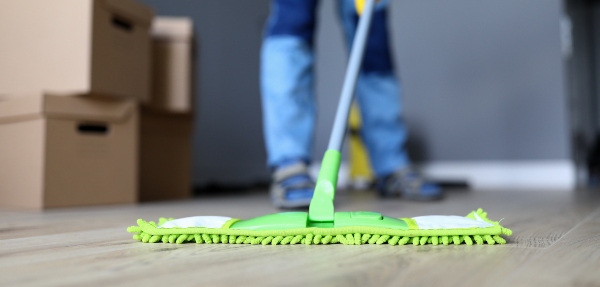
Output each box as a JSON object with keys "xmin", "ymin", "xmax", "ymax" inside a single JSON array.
[{"xmin": 1, "ymin": 189, "xmax": 599, "ymax": 287}]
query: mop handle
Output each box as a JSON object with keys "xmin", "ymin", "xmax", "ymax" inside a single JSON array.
[
  {"xmin": 327, "ymin": 0, "xmax": 377, "ymax": 152},
  {"xmin": 308, "ymin": 0, "xmax": 378, "ymax": 223}
]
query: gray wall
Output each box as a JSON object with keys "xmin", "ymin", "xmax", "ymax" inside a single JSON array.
[
  {"xmin": 139, "ymin": 0, "xmax": 569, "ymax": 186},
  {"xmin": 389, "ymin": 0, "xmax": 568, "ymax": 161},
  {"xmin": 138, "ymin": 0, "xmax": 271, "ymax": 186}
]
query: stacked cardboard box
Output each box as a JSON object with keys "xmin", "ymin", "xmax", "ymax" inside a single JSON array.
[
  {"xmin": 0, "ymin": 0, "xmax": 154, "ymax": 209},
  {"xmin": 0, "ymin": 94, "xmax": 138, "ymax": 208},
  {"xmin": 0, "ymin": 0, "xmax": 153, "ymax": 101},
  {"xmin": 139, "ymin": 17, "xmax": 195, "ymax": 202},
  {"xmin": 149, "ymin": 17, "xmax": 195, "ymax": 113},
  {"xmin": 139, "ymin": 108, "xmax": 193, "ymax": 201}
]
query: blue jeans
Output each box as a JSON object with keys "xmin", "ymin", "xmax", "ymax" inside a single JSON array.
[{"xmin": 261, "ymin": 0, "xmax": 409, "ymax": 177}]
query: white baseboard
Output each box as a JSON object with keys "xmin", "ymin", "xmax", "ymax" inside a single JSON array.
[
  {"xmin": 419, "ymin": 160, "xmax": 576, "ymax": 191},
  {"xmin": 310, "ymin": 160, "xmax": 576, "ymax": 191}
]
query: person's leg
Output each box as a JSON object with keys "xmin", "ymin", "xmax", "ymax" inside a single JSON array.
[
  {"xmin": 337, "ymin": 0, "xmax": 441, "ymax": 200},
  {"xmin": 261, "ymin": 0, "xmax": 319, "ymax": 207}
]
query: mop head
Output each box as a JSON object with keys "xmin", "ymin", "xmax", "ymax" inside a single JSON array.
[{"xmin": 127, "ymin": 208, "xmax": 511, "ymax": 246}]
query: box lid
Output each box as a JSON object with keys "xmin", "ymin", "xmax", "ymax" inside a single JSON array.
[
  {"xmin": 101, "ymin": 0, "xmax": 154, "ymax": 27},
  {"xmin": 0, "ymin": 93, "xmax": 135, "ymax": 124},
  {"xmin": 152, "ymin": 17, "xmax": 194, "ymax": 42}
]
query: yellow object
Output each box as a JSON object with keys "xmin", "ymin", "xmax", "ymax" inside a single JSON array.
[
  {"xmin": 348, "ymin": 103, "xmax": 373, "ymax": 185},
  {"xmin": 354, "ymin": 0, "xmax": 365, "ymax": 15}
]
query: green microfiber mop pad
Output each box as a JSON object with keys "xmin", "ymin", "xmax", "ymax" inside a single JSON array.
[{"xmin": 127, "ymin": 208, "xmax": 512, "ymax": 246}]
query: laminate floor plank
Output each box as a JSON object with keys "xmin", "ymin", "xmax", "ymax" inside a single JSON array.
[
  {"xmin": 504, "ymin": 207, "xmax": 600, "ymax": 287},
  {"xmin": 0, "ymin": 190, "xmax": 598, "ymax": 287}
]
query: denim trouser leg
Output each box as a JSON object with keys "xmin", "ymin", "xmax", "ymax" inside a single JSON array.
[
  {"xmin": 337, "ymin": 0, "xmax": 410, "ymax": 177},
  {"xmin": 262, "ymin": 0, "xmax": 409, "ymax": 176},
  {"xmin": 261, "ymin": 0, "xmax": 318, "ymax": 168}
]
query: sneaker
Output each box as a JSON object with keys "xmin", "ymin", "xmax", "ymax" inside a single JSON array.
[
  {"xmin": 377, "ymin": 167, "xmax": 443, "ymax": 201},
  {"xmin": 270, "ymin": 162, "xmax": 315, "ymax": 208}
]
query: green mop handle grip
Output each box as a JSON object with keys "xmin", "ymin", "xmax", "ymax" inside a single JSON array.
[
  {"xmin": 308, "ymin": 150, "xmax": 341, "ymax": 223},
  {"xmin": 308, "ymin": 0, "xmax": 376, "ymax": 224}
]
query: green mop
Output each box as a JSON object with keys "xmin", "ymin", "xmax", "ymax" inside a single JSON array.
[{"xmin": 128, "ymin": 0, "xmax": 511, "ymax": 246}]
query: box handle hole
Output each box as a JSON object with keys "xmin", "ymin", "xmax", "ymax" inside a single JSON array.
[
  {"xmin": 112, "ymin": 16, "xmax": 133, "ymax": 32},
  {"xmin": 78, "ymin": 123, "xmax": 109, "ymax": 135}
]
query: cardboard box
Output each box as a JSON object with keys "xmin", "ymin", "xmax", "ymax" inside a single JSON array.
[
  {"xmin": 0, "ymin": 93, "xmax": 138, "ymax": 209},
  {"xmin": 0, "ymin": 0, "xmax": 154, "ymax": 101},
  {"xmin": 140, "ymin": 108, "xmax": 193, "ymax": 201},
  {"xmin": 149, "ymin": 17, "xmax": 195, "ymax": 113}
]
